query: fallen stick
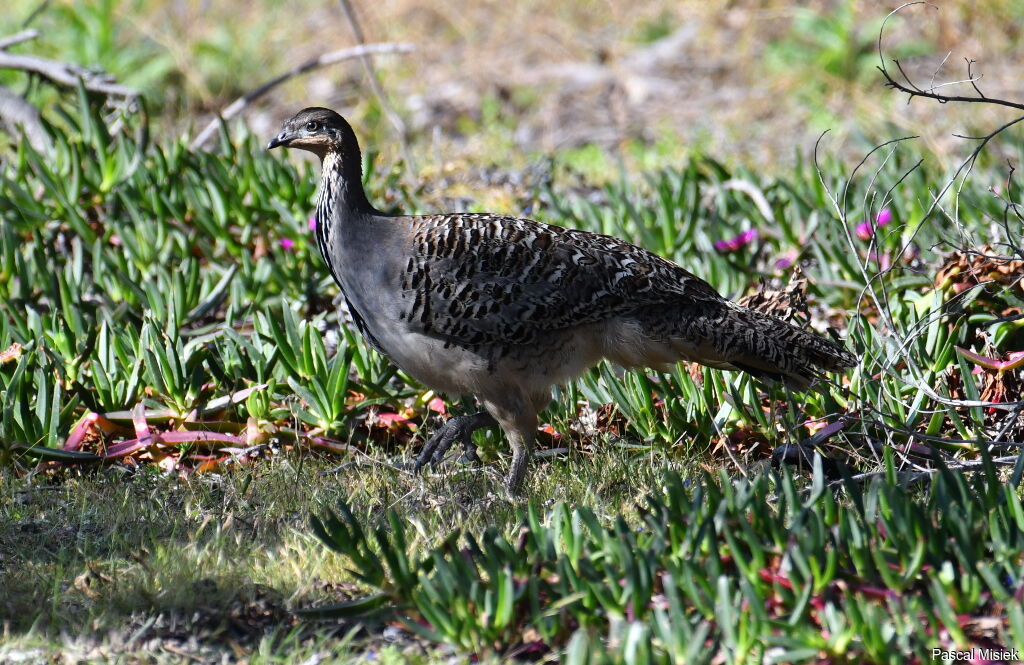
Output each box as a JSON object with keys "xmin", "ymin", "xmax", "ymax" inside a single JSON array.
[
  {"xmin": 189, "ymin": 41, "xmax": 414, "ymax": 150},
  {"xmin": 0, "ymin": 51, "xmax": 138, "ymax": 97},
  {"xmin": 0, "ymin": 84, "xmax": 50, "ymax": 151},
  {"xmin": 0, "ymin": 29, "xmax": 40, "ymax": 51}
]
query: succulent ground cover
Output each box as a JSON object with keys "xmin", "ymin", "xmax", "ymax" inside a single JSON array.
[{"xmin": 2, "ymin": 2, "xmax": 1024, "ymax": 663}]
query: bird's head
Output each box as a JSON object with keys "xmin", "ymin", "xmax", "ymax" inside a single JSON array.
[
  {"xmin": 268, "ymin": 107, "xmax": 375, "ymax": 211},
  {"xmin": 267, "ymin": 107, "xmax": 352, "ymax": 157}
]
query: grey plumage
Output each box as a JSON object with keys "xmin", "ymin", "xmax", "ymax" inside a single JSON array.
[{"xmin": 269, "ymin": 107, "xmax": 858, "ymax": 494}]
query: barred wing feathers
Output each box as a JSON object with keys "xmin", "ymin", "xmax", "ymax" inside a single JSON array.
[{"xmin": 399, "ymin": 213, "xmax": 723, "ymax": 348}]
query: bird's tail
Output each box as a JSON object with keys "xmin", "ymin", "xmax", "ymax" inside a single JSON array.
[{"xmin": 712, "ymin": 302, "xmax": 858, "ymax": 390}]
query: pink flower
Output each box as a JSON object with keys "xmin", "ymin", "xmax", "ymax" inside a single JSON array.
[
  {"xmin": 773, "ymin": 249, "xmax": 798, "ymax": 272},
  {"xmin": 308, "ymin": 216, "xmax": 317, "ymax": 231},
  {"xmin": 279, "ymin": 238, "xmax": 295, "ymax": 251},
  {"xmin": 855, "ymin": 208, "xmax": 893, "ymax": 241},
  {"xmin": 714, "ymin": 228, "xmax": 758, "ymax": 253}
]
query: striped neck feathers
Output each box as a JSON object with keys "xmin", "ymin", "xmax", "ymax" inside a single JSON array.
[
  {"xmin": 313, "ymin": 148, "xmax": 379, "ymax": 276},
  {"xmin": 316, "ymin": 146, "xmax": 376, "ymax": 223}
]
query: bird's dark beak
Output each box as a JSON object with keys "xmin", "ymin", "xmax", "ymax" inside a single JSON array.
[{"xmin": 267, "ymin": 131, "xmax": 293, "ymax": 150}]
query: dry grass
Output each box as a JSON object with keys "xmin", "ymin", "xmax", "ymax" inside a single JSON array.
[
  {"xmin": 5, "ymin": 0, "xmax": 1023, "ymax": 170},
  {"xmin": 156, "ymin": 0, "xmax": 1024, "ymax": 165},
  {"xmin": 0, "ymin": 445, "xmax": 678, "ymax": 663}
]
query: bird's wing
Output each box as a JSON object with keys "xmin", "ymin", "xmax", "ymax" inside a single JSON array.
[{"xmin": 399, "ymin": 213, "xmax": 725, "ymax": 347}]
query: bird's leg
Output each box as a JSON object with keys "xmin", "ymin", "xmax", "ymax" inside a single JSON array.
[
  {"xmin": 414, "ymin": 411, "xmax": 496, "ymax": 470},
  {"xmin": 476, "ymin": 394, "xmax": 544, "ymax": 496},
  {"xmin": 495, "ymin": 411, "xmax": 539, "ymax": 496}
]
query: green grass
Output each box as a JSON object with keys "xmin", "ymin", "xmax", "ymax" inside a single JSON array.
[
  {"xmin": 2, "ymin": 60, "xmax": 1024, "ymax": 662},
  {"xmin": 0, "ymin": 445, "xmax": 686, "ymax": 663},
  {"xmin": 310, "ymin": 459, "xmax": 1024, "ymax": 663}
]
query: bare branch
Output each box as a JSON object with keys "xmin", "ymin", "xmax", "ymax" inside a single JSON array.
[
  {"xmin": 0, "ymin": 84, "xmax": 50, "ymax": 152},
  {"xmin": 877, "ymin": 3, "xmax": 1024, "ymax": 111},
  {"xmin": 0, "ymin": 29, "xmax": 40, "ymax": 51},
  {"xmin": 827, "ymin": 455, "xmax": 1020, "ymax": 489},
  {"xmin": 925, "ymin": 50, "xmax": 950, "ymax": 93},
  {"xmin": 882, "ymin": 60, "xmax": 1024, "ymax": 111},
  {"xmin": 0, "ymin": 51, "xmax": 138, "ymax": 98},
  {"xmin": 189, "ymin": 41, "xmax": 414, "ymax": 150},
  {"xmin": 966, "ymin": 58, "xmax": 986, "ymax": 99},
  {"xmin": 337, "ymin": 0, "xmax": 414, "ymax": 169}
]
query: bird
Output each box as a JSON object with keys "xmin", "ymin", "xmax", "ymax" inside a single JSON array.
[{"xmin": 268, "ymin": 107, "xmax": 858, "ymax": 495}]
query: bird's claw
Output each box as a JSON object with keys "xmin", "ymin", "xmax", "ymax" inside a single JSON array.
[{"xmin": 414, "ymin": 414, "xmax": 485, "ymax": 471}]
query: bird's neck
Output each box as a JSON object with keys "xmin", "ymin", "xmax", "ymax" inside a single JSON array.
[
  {"xmin": 317, "ymin": 147, "xmax": 377, "ymax": 221},
  {"xmin": 313, "ymin": 148, "xmax": 381, "ymax": 278}
]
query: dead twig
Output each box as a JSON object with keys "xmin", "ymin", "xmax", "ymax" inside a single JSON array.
[
  {"xmin": 336, "ymin": 0, "xmax": 414, "ymax": 170},
  {"xmin": 877, "ymin": 4, "xmax": 1024, "ymax": 112},
  {"xmin": 0, "ymin": 29, "xmax": 40, "ymax": 51},
  {"xmin": 0, "ymin": 84, "xmax": 50, "ymax": 151},
  {"xmin": 339, "ymin": 0, "xmax": 411, "ymax": 157},
  {"xmin": 827, "ymin": 455, "xmax": 1020, "ymax": 490},
  {"xmin": 0, "ymin": 51, "xmax": 138, "ymax": 98},
  {"xmin": 189, "ymin": 41, "xmax": 413, "ymax": 150},
  {"xmin": 0, "ymin": 29, "xmax": 131, "ymax": 152}
]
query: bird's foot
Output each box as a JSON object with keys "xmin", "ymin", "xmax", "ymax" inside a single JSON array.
[
  {"xmin": 414, "ymin": 411, "xmax": 494, "ymax": 471},
  {"xmin": 455, "ymin": 445, "xmax": 481, "ymax": 465}
]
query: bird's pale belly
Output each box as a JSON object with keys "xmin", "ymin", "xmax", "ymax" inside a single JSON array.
[
  {"xmin": 391, "ymin": 336, "xmax": 485, "ymax": 394},
  {"xmin": 358, "ymin": 314, "xmax": 638, "ymax": 400},
  {"xmin": 346, "ymin": 301, "xmax": 485, "ymax": 395}
]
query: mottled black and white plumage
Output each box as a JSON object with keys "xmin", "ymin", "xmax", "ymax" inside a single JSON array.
[{"xmin": 269, "ymin": 107, "xmax": 858, "ymax": 494}]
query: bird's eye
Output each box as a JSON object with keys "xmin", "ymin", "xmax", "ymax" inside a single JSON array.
[{"xmin": 305, "ymin": 121, "xmax": 319, "ymax": 132}]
